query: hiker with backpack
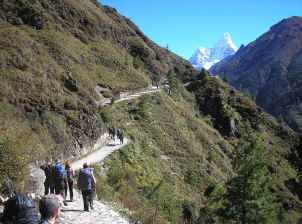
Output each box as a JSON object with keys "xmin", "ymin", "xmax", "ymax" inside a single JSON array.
[
  {"xmin": 54, "ymin": 159, "xmax": 67, "ymax": 205},
  {"xmin": 117, "ymin": 129, "xmax": 120, "ymax": 142},
  {"xmin": 108, "ymin": 126, "xmax": 113, "ymax": 139},
  {"xmin": 40, "ymin": 162, "xmax": 55, "ymax": 195},
  {"xmin": 64, "ymin": 162, "xmax": 74, "ymax": 202},
  {"xmin": 0, "ymin": 193, "xmax": 39, "ymax": 224},
  {"xmin": 78, "ymin": 163, "xmax": 96, "ymax": 212},
  {"xmin": 112, "ymin": 126, "xmax": 116, "ymax": 140},
  {"xmin": 118, "ymin": 129, "xmax": 124, "ymax": 144}
]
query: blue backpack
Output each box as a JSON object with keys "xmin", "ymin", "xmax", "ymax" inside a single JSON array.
[
  {"xmin": 55, "ymin": 164, "xmax": 65, "ymax": 180},
  {"xmin": 78, "ymin": 168, "xmax": 92, "ymax": 190}
]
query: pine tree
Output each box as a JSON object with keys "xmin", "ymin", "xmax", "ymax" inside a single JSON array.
[
  {"xmin": 221, "ymin": 127, "xmax": 280, "ymax": 224},
  {"xmin": 167, "ymin": 69, "xmax": 180, "ymax": 97},
  {"xmin": 223, "ymin": 76, "xmax": 229, "ymax": 83},
  {"xmin": 199, "ymin": 68, "xmax": 209, "ymax": 81}
]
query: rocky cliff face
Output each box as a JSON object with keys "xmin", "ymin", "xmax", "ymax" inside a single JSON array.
[{"xmin": 211, "ymin": 17, "xmax": 302, "ymax": 132}]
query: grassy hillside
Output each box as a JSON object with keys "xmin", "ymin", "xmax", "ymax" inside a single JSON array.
[
  {"xmin": 92, "ymin": 76, "xmax": 302, "ymax": 223},
  {"xmin": 0, "ymin": 0, "xmax": 198, "ymax": 190}
]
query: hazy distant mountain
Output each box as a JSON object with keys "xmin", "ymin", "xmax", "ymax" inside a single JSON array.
[
  {"xmin": 211, "ymin": 16, "xmax": 302, "ymax": 132},
  {"xmin": 189, "ymin": 33, "xmax": 238, "ymax": 70}
]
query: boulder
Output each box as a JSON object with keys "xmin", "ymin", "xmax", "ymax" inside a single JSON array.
[
  {"xmin": 25, "ymin": 167, "xmax": 45, "ymax": 196},
  {"xmin": 64, "ymin": 73, "xmax": 78, "ymax": 92},
  {"xmin": 230, "ymin": 118, "xmax": 240, "ymax": 137}
]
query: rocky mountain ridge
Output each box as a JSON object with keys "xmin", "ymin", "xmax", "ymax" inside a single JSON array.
[
  {"xmin": 210, "ymin": 16, "xmax": 302, "ymax": 132},
  {"xmin": 189, "ymin": 32, "xmax": 238, "ymax": 70}
]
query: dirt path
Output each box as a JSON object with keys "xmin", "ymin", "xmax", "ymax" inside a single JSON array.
[
  {"xmin": 95, "ymin": 86, "xmax": 161, "ymax": 106},
  {"xmin": 113, "ymin": 87, "xmax": 160, "ymax": 104},
  {"xmin": 58, "ymin": 190, "xmax": 128, "ymax": 224},
  {"xmin": 58, "ymin": 137, "xmax": 130, "ymax": 224},
  {"xmin": 58, "ymin": 86, "xmax": 162, "ymax": 223},
  {"xmin": 72, "ymin": 137, "xmax": 129, "ymax": 170}
]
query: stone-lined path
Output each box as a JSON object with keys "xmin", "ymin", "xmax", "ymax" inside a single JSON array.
[
  {"xmin": 58, "ymin": 189, "xmax": 128, "ymax": 224},
  {"xmin": 72, "ymin": 137, "xmax": 129, "ymax": 170},
  {"xmin": 58, "ymin": 138, "xmax": 130, "ymax": 224},
  {"xmin": 58, "ymin": 86, "xmax": 162, "ymax": 223}
]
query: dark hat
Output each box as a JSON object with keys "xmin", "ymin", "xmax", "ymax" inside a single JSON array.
[
  {"xmin": 55, "ymin": 159, "xmax": 61, "ymax": 164},
  {"xmin": 39, "ymin": 194, "xmax": 60, "ymax": 219}
]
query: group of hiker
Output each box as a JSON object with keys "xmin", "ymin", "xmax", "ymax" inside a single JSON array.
[
  {"xmin": 0, "ymin": 160, "xmax": 97, "ymax": 224},
  {"xmin": 0, "ymin": 126, "xmax": 126, "ymax": 223},
  {"xmin": 40, "ymin": 159, "xmax": 96, "ymax": 212},
  {"xmin": 108, "ymin": 126, "xmax": 124, "ymax": 144},
  {"xmin": 40, "ymin": 159, "xmax": 74, "ymax": 203}
]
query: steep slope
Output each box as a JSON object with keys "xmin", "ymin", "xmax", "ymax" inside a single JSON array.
[
  {"xmin": 92, "ymin": 75, "xmax": 302, "ymax": 223},
  {"xmin": 210, "ymin": 17, "xmax": 302, "ymax": 132},
  {"xmin": 189, "ymin": 33, "xmax": 237, "ymax": 70},
  {"xmin": 0, "ymin": 0, "xmax": 198, "ymax": 188}
]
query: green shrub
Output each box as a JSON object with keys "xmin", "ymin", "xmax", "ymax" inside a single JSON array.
[
  {"xmin": 167, "ymin": 69, "xmax": 181, "ymax": 98},
  {"xmin": 222, "ymin": 76, "xmax": 229, "ymax": 83},
  {"xmin": 199, "ymin": 68, "xmax": 210, "ymax": 81},
  {"xmin": 207, "ymin": 151, "xmax": 215, "ymax": 163},
  {"xmin": 138, "ymin": 95, "xmax": 150, "ymax": 120},
  {"xmin": 102, "ymin": 90, "xmax": 113, "ymax": 99},
  {"xmin": 184, "ymin": 168, "xmax": 197, "ymax": 185},
  {"xmin": 147, "ymin": 179, "xmax": 182, "ymax": 223},
  {"xmin": 133, "ymin": 56, "xmax": 144, "ymax": 70},
  {"xmin": 100, "ymin": 108, "xmax": 112, "ymax": 123},
  {"xmin": 0, "ymin": 127, "xmax": 38, "ymax": 193}
]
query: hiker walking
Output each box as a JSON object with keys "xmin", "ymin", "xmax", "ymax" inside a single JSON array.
[
  {"xmin": 65, "ymin": 162, "xmax": 74, "ymax": 202},
  {"xmin": 119, "ymin": 129, "xmax": 124, "ymax": 144},
  {"xmin": 112, "ymin": 126, "xmax": 116, "ymax": 140},
  {"xmin": 40, "ymin": 161, "xmax": 55, "ymax": 195},
  {"xmin": 78, "ymin": 163, "xmax": 96, "ymax": 212},
  {"xmin": 54, "ymin": 159, "xmax": 67, "ymax": 204},
  {"xmin": 117, "ymin": 129, "xmax": 120, "ymax": 143},
  {"xmin": 107, "ymin": 125, "xmax": 112, "ymax": 138}
]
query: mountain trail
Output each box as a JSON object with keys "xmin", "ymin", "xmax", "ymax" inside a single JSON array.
[
  {"xmin": 58, "ymin": 190, "xmax": 128, "ymax": 224},
  {"xmin": 72, "ymin": 137, "xmax": 129, "ymax": 170},
  {"xmin": 58, "ymin": 138, "xmax": 130, "ymax": 224},
  {"xmin": 58, "ymin": 86, "xmax": 163, "ymax": 223},
  {"xmin": 95, "ymin": 86, "xmax": 161, "ymax": 106}
]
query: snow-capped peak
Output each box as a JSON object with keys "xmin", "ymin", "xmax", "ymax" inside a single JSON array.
[
  {"xmin": 189, "ymin": 33, "xmax": 238, "ymax": 70},
  {"xmin": 214, "ymin": 32, "xmax": 238, "ymax": 51}
]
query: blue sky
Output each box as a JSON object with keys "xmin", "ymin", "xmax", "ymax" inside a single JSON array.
[{"xmin": 100, "ymin": 0, "xmax": 302, "ymax": 59}]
